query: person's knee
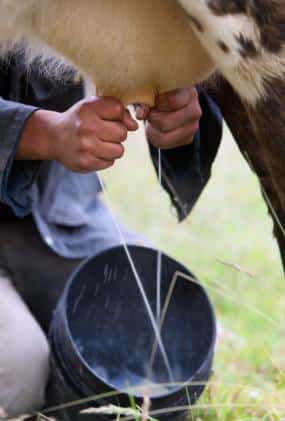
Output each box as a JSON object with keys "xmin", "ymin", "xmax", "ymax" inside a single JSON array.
[
  {"xmin": 1, "ymin": 318, "xmax": 50, "ymax": 417},
  {"xmin": 0, "ymin": 275, "xmax": 50, "ymax": 417},
  {"xmin": 20, "ymin": 327, "xmax": 50, "ymax": 412}
]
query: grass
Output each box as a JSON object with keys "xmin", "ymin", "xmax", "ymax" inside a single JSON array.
[{"xmin": 102, "ymin": 122, "xmax": 285, "ymax": 420}]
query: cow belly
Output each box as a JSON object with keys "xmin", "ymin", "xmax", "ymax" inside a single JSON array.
[{"xmin": 25, "ymin": 0, "xmax": 215, "ymax": 106}]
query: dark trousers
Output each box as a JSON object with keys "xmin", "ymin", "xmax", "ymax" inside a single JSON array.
[{"xmin": 0, "ymin": 215, "xmax": 82, "ymax": 334}]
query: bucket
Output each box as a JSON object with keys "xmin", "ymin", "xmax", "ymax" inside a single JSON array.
[{"xmin": 48, "ymin": 245, "xmax": 216, "ymax": 420}]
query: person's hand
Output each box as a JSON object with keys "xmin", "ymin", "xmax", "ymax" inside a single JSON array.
[
  {"xmin": 136, "ymin": 86, "xmax": 201, "ymax": 149},
  {"xmin": 17, "ymin": 96, "xmax": 138, "ymax": 172}
]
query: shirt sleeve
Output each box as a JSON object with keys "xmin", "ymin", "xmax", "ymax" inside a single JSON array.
[
  {"xmin": 149, "ymin": 89, "xmax": 223, "ymax": 221},
  {"xmin": 0, "ymin": 98, "xmax": 41, "ymax": 217}
]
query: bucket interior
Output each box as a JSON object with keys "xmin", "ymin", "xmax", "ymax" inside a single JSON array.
[{"xmin": 65, "ymin": 246, "xmax": 215, "ymax": 398}]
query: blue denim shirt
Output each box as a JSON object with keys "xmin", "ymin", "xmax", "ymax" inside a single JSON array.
[
  {"xmin": 0, "ymin": 98, "xmax": 40, "ymax": 215},
  {"xmin": 0, "ymin": 58, "xmax": 223, "ymax": 258}
]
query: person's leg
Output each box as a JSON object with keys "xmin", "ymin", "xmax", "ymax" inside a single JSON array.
[
  {"xmin": 0, "ymin": 216, "xmax": 81, "ymax": 334},
  {"xmin": 0, "ymin": 271, "xmax": 50, "ymax": 418}
]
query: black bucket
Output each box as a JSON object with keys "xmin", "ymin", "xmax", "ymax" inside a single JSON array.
[{"xmin": 48, "ymin": 245, "xmax": 216, "ymax": 420}]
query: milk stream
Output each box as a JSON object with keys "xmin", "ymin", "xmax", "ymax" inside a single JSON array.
[
  {"xmin": 97, "ymin": 174, "xmax": 173, "ymax": 382},
  {"xmin": 156, "ymin": 148, "xmax": 162, "ymax": 323}
]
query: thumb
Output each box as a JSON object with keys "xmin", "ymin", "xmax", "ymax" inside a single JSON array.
[
  {"xmin": 122, "ymin": 109, "xmax": 139, "ymax": 131},
  {"xmin": 135, "ymin": 104, "xmax": 150, "ymax": 121}
]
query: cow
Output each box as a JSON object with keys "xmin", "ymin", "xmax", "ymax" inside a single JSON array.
[
  {"xmin": 178, "ymin": 0, "xmax": 285, "ymax": 268},
  {"xmin": 0, "ymin": 0, "xmax": 284, "ymax": 268},
  {"xmin": 0, "ymin": 0, "xmax": 215, "ymax": 106}
]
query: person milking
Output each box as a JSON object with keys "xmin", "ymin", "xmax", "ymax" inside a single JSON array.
[{"xmin": 0, "ymin": 52, "xmax": 222, "ymax": 417}]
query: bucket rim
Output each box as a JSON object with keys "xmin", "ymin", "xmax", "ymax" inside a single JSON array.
[{"xmin": 55, "ymin": 244, "xmax": 217, "ymax": 401}]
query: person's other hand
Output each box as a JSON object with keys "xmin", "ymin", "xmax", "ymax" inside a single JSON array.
[
  {"xmin": 136, "ymin": 86, "xmax": 201, "ymax": 149},
  {"xmin": 17, "ymin": 96, "xmax": 138, "ymax": 172}
]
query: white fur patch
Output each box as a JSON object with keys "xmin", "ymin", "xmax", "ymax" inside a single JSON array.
[{"xmin": 178, "ymin": 0, "xmax": 285, "ymax": 104}]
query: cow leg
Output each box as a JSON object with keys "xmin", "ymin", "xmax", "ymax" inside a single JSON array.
[
  {"xmin": 273, "ymin": 221, "xmax": 285, "ymax": 269},
  {"xmin": 206, "ymin": 76, "xmax": 285, "ymax": 270}
]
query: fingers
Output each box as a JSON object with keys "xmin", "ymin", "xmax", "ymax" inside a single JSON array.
[
  {"xmin": 135, "ymin": 104, "xmax": 150, "ymax": 120},
  {"xmin": 122, "ymin": 109, "xmax": 139, "ymax": 131},
  {"xmin": 91, "ymin": 120, "xmax": 128, "ymax": 143},
  {"xmin": 94, "ymin": 159, "xmax": 115, "ymax": 171},
  {"xmin": 78, "ymin": 157, "xmax": 115, "ymax": 173},
  {"xmin": 146, "ymin": 119, "xmax": 199, "ymax": 149},
  {"xmin": 75, "ymin": 139, "xmax": 123, "ymax": 172},
  {"xmin": 79, "ymin": 98, "xmax": 138, "ymax": 139},
  {"xmin": 145, "ymin": 86, "xmax": 202, "ymax": 149},
  {"xmin": 80, "ymin": 136, "xmax": 125, "ymax": 161},
  {"xmin": 148, "ymin": 100, "xmax": 202, "ymax": 133},
  {"xmin": 155, "ymin": 86, "xmax": 198, "ymax": 112},
  {"xmin": 74, "ymin": 98, "xmax": 139, "ymax": 172},
  {"xmin": 84, "ymin": 96, "xmax": 125, "ymax": 121},
  {"xmin": 57, "ymin": 96, "xmax": 140, "ymax": 174},
  {"xmin": 81, "ymin": 97, "xmax": 138, "ymax": 132},
  {"xmin": 95, "ymin": 140, "xmax": 125, "ymax": 161}
]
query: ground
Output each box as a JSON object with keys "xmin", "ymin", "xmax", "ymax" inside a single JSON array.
[{"xmin": 102, "ymin": 122, "xmax": 285, "ymax": 420}]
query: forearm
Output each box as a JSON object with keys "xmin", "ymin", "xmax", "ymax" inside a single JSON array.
[
  {"xmin": 0, "ymin": 98, "xmax": 43, "ymax": 216},
  {"xmin": 15, "ymin": 109, "xmax": 60, "ymax": 161}
]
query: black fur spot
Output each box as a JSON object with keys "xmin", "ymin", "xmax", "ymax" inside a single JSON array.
[
  {"xmin": 236, "ymin": 34, "xmax": 259, "ymax": 58},
  {"xmin": 208, "ymin": 0, "xmax": 285, "ymax": 54},
  {"xmin": 218, "ymin": 40, "xmax": 230, "ymax": 53},
  {"xmin": 250, "ymin": 1, "xmax": 285, "ymax": 53},
  {"xmin": 208, "ymin": 0, "xmax": 247, "ymax": 15}
]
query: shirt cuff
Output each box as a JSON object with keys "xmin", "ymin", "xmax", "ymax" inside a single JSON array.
[{"xmin": 0, "ymin": 103, "xmax": 41, "ymax": 217}]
